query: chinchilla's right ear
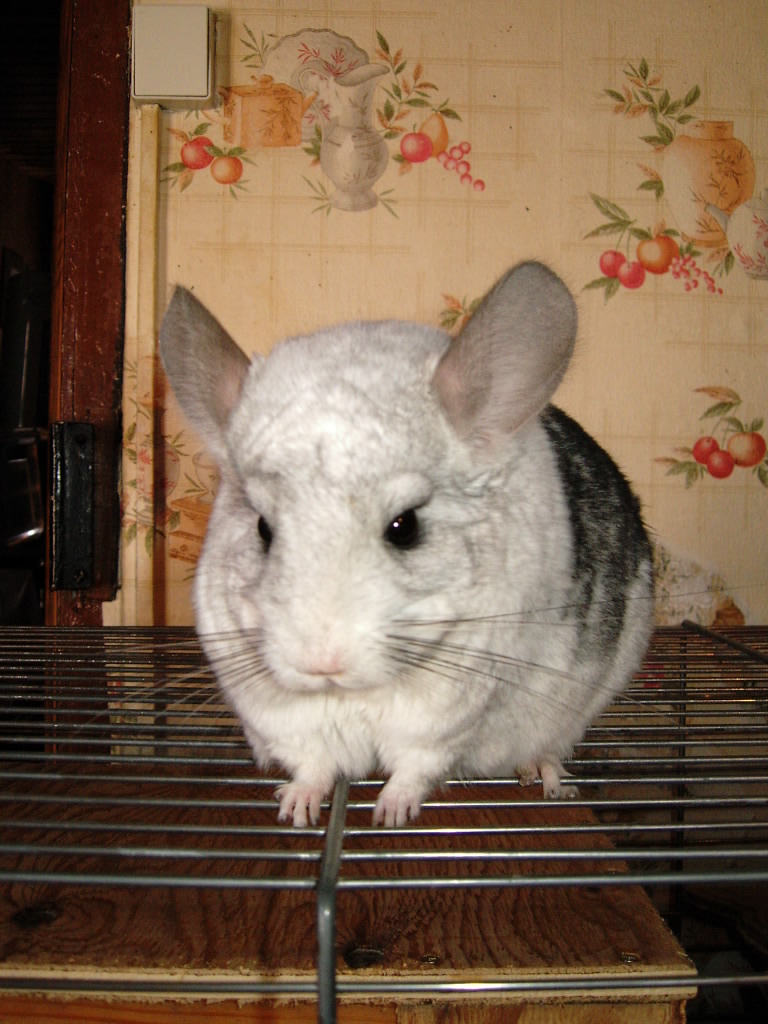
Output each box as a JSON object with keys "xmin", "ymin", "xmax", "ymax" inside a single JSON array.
[{"xmin": 159, "ymin": 287, "xmax": 253, "ymax": 462}]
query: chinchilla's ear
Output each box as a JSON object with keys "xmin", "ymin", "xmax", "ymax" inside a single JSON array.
[
  {"xmin": 159, "ymin": 287, "xmax": 253, "ymax": 461},
  {"xmin": 431, "ymin": 261, "xmax": 577, "ymax": 450}
]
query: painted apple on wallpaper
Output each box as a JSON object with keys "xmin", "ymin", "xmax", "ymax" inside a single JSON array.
[
  {"xmin": 163, "ymin": 122, "xmax": 252, "ymax": 197},
  {"xmin": 657, "ymin": 387, "xmax": 768, "ymax": 489}
]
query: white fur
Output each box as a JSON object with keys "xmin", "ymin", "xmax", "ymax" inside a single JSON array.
[{"xmin": 159, "ymin": 264, "xmax": 654, "ymax": 827}]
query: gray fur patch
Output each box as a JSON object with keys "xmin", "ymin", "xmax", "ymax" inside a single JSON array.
[{"xmin": 540, "ymin": 406, "xmax": 652, "ymax": 656}]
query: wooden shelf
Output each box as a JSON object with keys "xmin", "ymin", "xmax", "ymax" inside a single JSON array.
[{"xmin": 0, "ymin": 776, "xmax": 695, "ymax": 1023}]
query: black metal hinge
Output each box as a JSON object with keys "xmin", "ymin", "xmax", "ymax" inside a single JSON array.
[{"xmin": 50, "ymin": 422, "xmax": 94, "ymax": 590}]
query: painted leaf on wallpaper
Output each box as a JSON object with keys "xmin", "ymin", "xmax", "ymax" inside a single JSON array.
[
  {"xmin": 606, "ymin": 59, "xmax": 700, "ymax": 146},
  {"xmin": 439, "ymin": 293, "xmax": 481, "ymax": 331},
  {"xmin": 239, "ymin": 25, "xmax": 277, "ymax": 69},
  {"xmin": 160, "ymin": 26, "xmax": 485, "ymax": 212},
  {"xmin": 583, "ymin": 57, "xmax": 759, "ymax": 300},
  {"xmin": 656, "ymin": 388, "xmax": 768, "ymax": 488}
]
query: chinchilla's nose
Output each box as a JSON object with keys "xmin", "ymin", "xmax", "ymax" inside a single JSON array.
[{"xmin": 299, "ymin": 646, "xmax": 346, "ymax": 680}]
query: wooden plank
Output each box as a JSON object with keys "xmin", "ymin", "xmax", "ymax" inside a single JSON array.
[
  {"xmin": 0, "ymin": 995, "xmax": 690, "ymax": 1024},
  {"xmin": 397, "ymin": 1003, "xmax": 688, "ymax": 1024},
  {"xmin": 334, "ymin": 787, "xmax": 692, "ymax": 986},
  {"xmin": 0, "ymin": 996, "xmax": 396, "ymax": 1023},
  {"xmin": 0, "ymin": 775, "xmax": 694, "ymax": 1022},
  {"xmin": 47, "ymin": 0, "xmax": 131, "ymax": 623}
]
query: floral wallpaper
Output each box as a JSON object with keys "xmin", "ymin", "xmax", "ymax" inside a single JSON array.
[
  {"xmin": 106, "ymin": 0, "xmax": 767, "ymax": 627},
  {"xmin": 161, "ymin": 26, "xmax": 482, "ymax": 212}
]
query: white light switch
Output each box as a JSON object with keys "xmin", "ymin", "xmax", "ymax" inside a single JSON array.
[{"xmin": 132, "ymin": 5, "xmax": 214, "ymax": 109}]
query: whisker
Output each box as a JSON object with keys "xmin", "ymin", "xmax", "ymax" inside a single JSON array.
[
  {"xmin": 384, "ymin": 639, "xmax": 614, "ymax": 734},
  {"xmin": 384, "ymin": 574, "xmax": 764, "ymax": 635},
  {"xmin": 389, "ymin": 633, "xmax": 578, "ymax": 682}
]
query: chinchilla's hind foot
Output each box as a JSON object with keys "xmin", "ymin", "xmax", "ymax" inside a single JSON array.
[{"xmin": 517, "ymin": 755, "xmax": 579, "ymax": 799}]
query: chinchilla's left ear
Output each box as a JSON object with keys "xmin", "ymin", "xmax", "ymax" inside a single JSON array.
[
  {"xmin": 159, "ymin": 286, "xmax": 253, "ymax": 462},
  {"xmin": 431, "ymin": 261, "xmax": 577, "ymax": 449}
]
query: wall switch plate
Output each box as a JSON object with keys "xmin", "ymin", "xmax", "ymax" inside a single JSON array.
[{"xmin": 132, "ymin": 5, "xmax": 215, "ymax": 109}]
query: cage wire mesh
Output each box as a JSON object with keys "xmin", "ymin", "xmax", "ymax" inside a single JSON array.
[{"xmin": 0, "ymin": 623, "xmax": 766, "ymax": 1022}]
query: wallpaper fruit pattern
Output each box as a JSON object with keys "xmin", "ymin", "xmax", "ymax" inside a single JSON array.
[
  {"xmin": 161, "ymin": 27, "xmax": 485, "ymax": 211},
  {"xmin": 584, "ymin": 58, "xmax": 759, "ymax": 298},
  {"xmin": 373, "ymin": 34, "xmax": 485, "ymax": 194},
  {"xmin": 129, "ymin": 29, "xmax": 763, "ymax": 623},
  {"xmin": 164, "ymin": 124, "xmax": 252, "ymax": 197},
  {"xmin": 582, "ymin": 58, "xmax": 767, "ymax": 491},
  {"xmin": 656, "ymin": 388, "xmax": 767, "ymax": 489}
]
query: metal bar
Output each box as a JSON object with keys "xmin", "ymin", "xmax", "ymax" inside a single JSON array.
[
  {"xmin": 316, "ymin": 777, "xmax": 349, "ymax": 1024},
  {"xmin": 1, "ymin": 811, "xmax": 763, "ymax": 839},
  {"xmin": 683, "ymin": 619, "xmax": 768, "ymax": 666},
  {"xmin": 2, "ymin": 970, "xmax": 766, "ymax": 998},
  {"xmin": 0, "ymin": 842, "xmax": 323, "ymax": 863},
  {"xmin": 313, "ymin": 778, "xmax": 350, "ymax": 1024},
  {"xmin": 6, "ymin": 865, "xmax": 764, "ymax": 892},
  {"xmin": 330, "ymin": 870, "xmax": 768, "ymax": 890},
  {"xmin": 0, "ymin": 870, "xmax": 318, "ymax": 889},
  {"xmin": 2, "ymin": 789, "xmax": 766, "ymax": 814},
  {"xmin": 2, "ymin": 843, "xmax": 764, "ymax": 871},
  {"xmin": 0, "ymin": 770, "xmax": 281, "ymax": 786}
]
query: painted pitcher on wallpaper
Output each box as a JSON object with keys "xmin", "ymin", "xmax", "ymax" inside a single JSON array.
[
  {"xmin": 662, "ymin": 120, "xmax": 755, "ymax": 248},
  {"xmin": 706, "ymin": 188, "xmax": 768, "ymax": 279},
  {"xmin": 299, "ymin": 61, "xmax": 389, "ymax": 211}
]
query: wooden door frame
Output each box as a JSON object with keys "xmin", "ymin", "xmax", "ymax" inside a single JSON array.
[{"xmin": 47, "ymin": 0, "xmax": 131, "ymax": 625}]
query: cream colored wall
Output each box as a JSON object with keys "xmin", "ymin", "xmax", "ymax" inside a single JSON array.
[{"xmin": 106, "ymin": 0, "xmax": 768, "ymax": 627}]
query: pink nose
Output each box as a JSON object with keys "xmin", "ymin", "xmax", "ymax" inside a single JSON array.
[{"xmin": 302, "ymin": 650, "xmax": 345, "ymax": 678}]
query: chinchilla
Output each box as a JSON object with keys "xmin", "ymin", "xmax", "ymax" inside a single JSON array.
[{"xmin": 159, "ymin": 261, "xmax": 654, "ymax": 826}]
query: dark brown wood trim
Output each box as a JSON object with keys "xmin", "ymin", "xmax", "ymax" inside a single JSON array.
[{"xmin": 47, "ymin": 0, "xmax": 131, "ymax": 624}]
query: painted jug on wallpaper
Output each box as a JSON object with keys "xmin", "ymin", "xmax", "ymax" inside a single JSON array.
[
  {"xmin": 706, "ymin": 188, "xmax": 768, "ymax": 279},
  {"xmin": 219, "ymin": 76, "xmax": 318, "ymax": 149},
  {"xmin": 299, "ymin": 62, "xmax": 389, "ymax": 211},
  {"xmin": 663, "ymin": 120, "xmax": 755, "ymax": 247}
]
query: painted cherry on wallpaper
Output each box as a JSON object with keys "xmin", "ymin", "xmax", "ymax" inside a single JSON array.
[{"xmin": 657, "ymin": 387, "xmax": 768, "ymax": 489}]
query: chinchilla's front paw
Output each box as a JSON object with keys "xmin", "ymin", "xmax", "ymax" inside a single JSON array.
[
  {"xmin": 275, "ymin": 781, "xmax": 329, "ymax": 827},
  {"xmin": 373, "ymin": 777, "xmax": 429, "ymax": 827}
]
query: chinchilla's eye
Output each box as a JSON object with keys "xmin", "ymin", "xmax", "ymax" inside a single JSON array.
[
  {"xmin": 257, "ymin": 515, "xmax": 273, "ymax": 552},
  {"xmin": 384, "ymin": 509, "xmax": 420, "ymax": 549}
]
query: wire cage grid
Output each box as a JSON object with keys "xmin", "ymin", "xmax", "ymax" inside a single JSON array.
[{"xmin": 0, "ymin": 622, "xmax": 766, "ymax": 1023}]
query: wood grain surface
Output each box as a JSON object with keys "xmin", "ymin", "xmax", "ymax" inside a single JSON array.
[
  {"xmin": 0, "ymin": 773, "xmax": 696, "ymax": 1021},
  {"xmin": 0, "ymin": 994, "xmax": 691, "ymax": 1023},
  {"xmin": 48, "ymin": 0, "xmax": 131, "ymax": 622}
]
